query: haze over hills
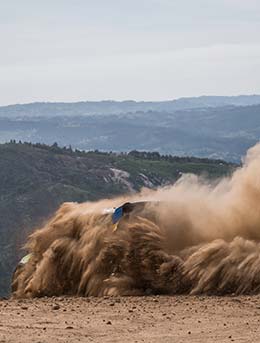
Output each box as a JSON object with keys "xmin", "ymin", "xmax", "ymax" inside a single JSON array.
[{"xmin": 0, "ymin": 95, "xmax": 260, "ymax": 162}]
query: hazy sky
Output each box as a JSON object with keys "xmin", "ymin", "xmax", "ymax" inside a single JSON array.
[{"xmin": 1, "ymin": 0, "xmax": 260, "ymax": 105}]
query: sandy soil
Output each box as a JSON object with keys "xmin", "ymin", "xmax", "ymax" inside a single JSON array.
[{"xmin": 1, "ymin": 295, "xmax": 260, "ymax": 342}]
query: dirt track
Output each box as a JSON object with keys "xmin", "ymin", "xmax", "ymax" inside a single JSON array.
[{"xmin": 1, "ymin": 296, "xmax": 260, "ymax": 342}]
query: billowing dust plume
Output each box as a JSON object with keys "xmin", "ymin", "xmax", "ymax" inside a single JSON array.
[{"xmin": 12, "ymin": 144, "xmax": 260, "ymax": 297}]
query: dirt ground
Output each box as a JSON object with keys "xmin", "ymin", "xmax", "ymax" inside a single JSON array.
[{"xmin": 1, "ymin": 295, "xmax": 260, "ymax": 343}]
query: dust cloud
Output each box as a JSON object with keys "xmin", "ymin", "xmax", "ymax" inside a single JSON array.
[{"xmin": 12, "ymin": 144, "xmax": 260, "ymax": 297}]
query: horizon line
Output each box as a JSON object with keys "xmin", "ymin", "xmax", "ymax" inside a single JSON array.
[{"xmin": 1, "ymin": 94, "xmax": 260, "ymax": 108}]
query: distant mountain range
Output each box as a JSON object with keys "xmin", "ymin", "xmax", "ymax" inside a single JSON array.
[
  {"xmin": 1, "ymin": 95, "xmax": 260, "ymax": 117},
  {"xmin": 0, "ymin": 95, "xmax": 260, "ymax": 162}
]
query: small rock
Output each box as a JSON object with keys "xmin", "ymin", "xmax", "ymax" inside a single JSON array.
[{"xmin": 52, "ymin": 304, "xmax": 60, "ymax": 310}]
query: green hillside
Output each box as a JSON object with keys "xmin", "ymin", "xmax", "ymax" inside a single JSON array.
[{"xmin": 0, "ymin": 142, "xmax": 235, "ymax": 296}]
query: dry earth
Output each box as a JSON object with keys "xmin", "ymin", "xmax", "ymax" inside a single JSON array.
[{"xmin": 1, "ymin": 296, "xmax": 260, "ymax": 343}]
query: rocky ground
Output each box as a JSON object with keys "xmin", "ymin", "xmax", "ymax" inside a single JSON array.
[{"xmin": 0, "ymin": 295, "xmax": 260, "ymax": 342}]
